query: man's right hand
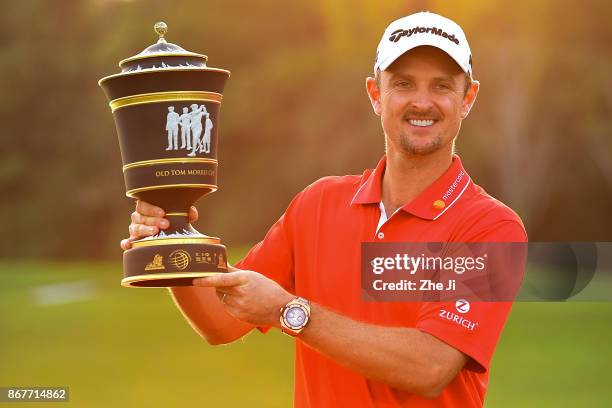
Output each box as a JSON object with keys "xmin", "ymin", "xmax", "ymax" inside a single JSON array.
[
  {"xmin": 122, "ymin": 201, "xmax": 253, "ymax": 345},
  {"xmin": 120, "ymin": 200, "xmax": 199, "ymax": 250}
]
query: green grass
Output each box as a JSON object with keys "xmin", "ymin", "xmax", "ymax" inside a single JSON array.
[
  {"xmin": 486, "ymin": 302, "xmax": 612, "ymax": 407},
  {"xmin": 0, "ymin": 256, "xmax": 293, "ymax": 408},
  {"xmin": 0, "ymin": 258, "xmax": 610, "ymax": 407}
]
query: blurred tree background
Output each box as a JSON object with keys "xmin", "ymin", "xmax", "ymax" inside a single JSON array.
[{"xmin": 1, "ymin": 0, "xmax": 611, "ymax": 261}]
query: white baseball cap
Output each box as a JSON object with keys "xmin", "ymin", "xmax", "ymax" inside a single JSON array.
[{"xmin": 374, "ymin": 11, "xmax": 472, "ymax": 77}]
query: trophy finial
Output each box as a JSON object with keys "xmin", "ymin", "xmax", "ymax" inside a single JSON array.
[{"xmin": 154, "ymin": 22, "xmax": 168, "ymax": 43}]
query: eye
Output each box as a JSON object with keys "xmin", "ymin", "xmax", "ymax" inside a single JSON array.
[
  {"xmin": 395, "ymin": 80, "xmax": 413, "ymax": 89},
  {"xmin": 435, "ymin": 82, "xmax": 452, "ymax": 91}
]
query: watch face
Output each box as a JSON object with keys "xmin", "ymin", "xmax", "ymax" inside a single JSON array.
[{"xmin": 286, "ymin": 306, "xmax": 307, "ymax": 329}]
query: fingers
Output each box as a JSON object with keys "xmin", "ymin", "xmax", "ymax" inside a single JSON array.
[
  {"xmin": 193, "ymin": 271, "xmax": 248, "ymax": 288},
  {"xmin": 120, "ymin": 238, "xmax": 132, "ymax": 251},
  {"xmin": 122, "ymin": 201, "xmax": 169, "ymax": 251},
  {"xmin": 135, "ymin": 200, "xmax": 165, "ymax": 217},
  {"xmin": 128, "ymin": 223, "xmax": 160, "ymax": 239},
  {"xmin": 121, "ymin": 200, "xmax": 196, "ymax": 251},
  {"xmin": 189, "ymin": 206, "xmax": 199, "ymax": 222},
  {"xmin": 130, "ymin": 211, "xmax": 169, "ymax": 229},
  {"xmin": 120, "ymin": 224, "xmax": 158, "ymax": 250},
  {"xmin": 120, "ymin": 222, "xmax": 161, "ymax": 250}
]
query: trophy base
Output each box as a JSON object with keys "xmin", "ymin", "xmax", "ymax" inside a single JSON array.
[{"xmin": 122, "ymin": 235, "xmax": 228, "ymax": 288}]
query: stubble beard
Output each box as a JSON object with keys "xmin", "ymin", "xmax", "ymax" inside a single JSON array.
[{"xmin": 398, "ymin": 130, "xmax": 444, "ymax": 155}]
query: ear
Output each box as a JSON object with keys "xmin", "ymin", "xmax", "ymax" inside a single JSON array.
[
  {"xmin": 460, "ymin": 80, "xmax": 480, "ymax": 119},
  {"xmin": 366, "ymin": 77, "xmax": 382, "ymax": 116}
]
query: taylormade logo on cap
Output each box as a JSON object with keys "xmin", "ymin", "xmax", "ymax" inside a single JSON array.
[
  {"xmin": 374, "ymin": 11, "xmax": 472, "ymax": 77},
  {"xmin": 389, "ymin": 26, "xmax": 460, "ymax": 45}
]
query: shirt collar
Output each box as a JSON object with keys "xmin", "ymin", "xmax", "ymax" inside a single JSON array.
[{"xmin": 350, "ymin": 154, "xmax": 472, "ymax": 220}]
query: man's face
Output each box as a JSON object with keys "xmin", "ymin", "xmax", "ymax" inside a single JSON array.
[{"xmin": 367, "ymin": 46, "xmax": 479, "ymax": 156}]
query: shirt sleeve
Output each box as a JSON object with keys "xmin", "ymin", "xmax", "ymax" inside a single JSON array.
[
  {"xmin": 234, "ymin": 189, "xmax": 305, "ymax": 334},
  {"xmin": 415, "ymin": 219, "xmax": 528, "ymax": 373}
]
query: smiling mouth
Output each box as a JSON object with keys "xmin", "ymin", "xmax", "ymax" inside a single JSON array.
[{"xmin": 407, "ymin": 119, "xmax": 437, "ymax": 127}]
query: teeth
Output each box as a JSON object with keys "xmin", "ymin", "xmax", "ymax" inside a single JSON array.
[{"xmin": 409, "ymin": 119, "xmax": 435, "ymax": 127}]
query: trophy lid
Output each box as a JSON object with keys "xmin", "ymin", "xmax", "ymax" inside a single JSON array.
[
  {"xmin": 118, "ymin": 22, "xmax": 209, "ymax": 72},
  {"xmin": 98, "ymin": 21, "xmax": 230, "ymax": 102}
]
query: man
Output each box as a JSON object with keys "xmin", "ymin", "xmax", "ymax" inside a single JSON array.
[
  {"xmin": 165, "ymin": 106, "xmax": 180, "ymax": 151},
  {"xmin": 187, "ymin": 104, "xmax": 207, "ymax": 157},
  {"xmin": 179, "ymin": 107, "xmax": 192, "ymax": 150},
  {"xmin": 201, "ymin": 112, "xmax": 213, "ymax": 153},
  {"xmin": 122, "ymin": 12, "xmax": 527, "ymax": 407}
]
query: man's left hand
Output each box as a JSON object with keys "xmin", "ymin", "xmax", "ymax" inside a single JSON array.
[{"xmin": 193, "ymin": 269, "xmax": 294, "ymax": 328}]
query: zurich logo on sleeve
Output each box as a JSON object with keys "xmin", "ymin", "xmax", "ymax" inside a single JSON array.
[{"xmin": 455, "ymin": 299, "xmax": 470, "ymax": 314}]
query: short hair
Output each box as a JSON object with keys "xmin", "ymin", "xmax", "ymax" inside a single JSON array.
[{"xmin": 374, "ymin": 68, "xmax": 473, "ymax": 96}]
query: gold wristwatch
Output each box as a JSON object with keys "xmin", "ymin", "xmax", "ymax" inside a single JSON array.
[{"xmin": 279, "ymin": 297, "xmax": 311, "ymax": 336}]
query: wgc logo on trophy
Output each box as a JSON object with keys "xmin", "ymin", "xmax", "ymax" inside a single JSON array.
[{"xmin": 99, "ymin": 22, "xmax": 230, "ymax": 287}]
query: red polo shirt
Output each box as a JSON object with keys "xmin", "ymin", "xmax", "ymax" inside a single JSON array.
[{"xmin": 236, "ymin": 155, "xmax": 527, "ymax": 408}]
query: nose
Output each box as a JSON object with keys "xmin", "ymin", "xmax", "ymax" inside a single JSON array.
[{"xmin": 408, "ymin": 86, "xmax": 435, "ymax": 111}]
